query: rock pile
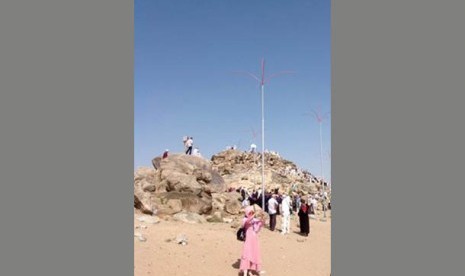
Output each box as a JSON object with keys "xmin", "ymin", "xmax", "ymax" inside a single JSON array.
[
  {"xmin": 211, "ymin": 149, "xmax": 323, "ymax": 193},
  {"xmin": 134, "ymin": 154, "xmax": 236, "ymax": 219},
  {"xmin": 134, "ymin": 150, "xmax": 329, "ymax": 221}
]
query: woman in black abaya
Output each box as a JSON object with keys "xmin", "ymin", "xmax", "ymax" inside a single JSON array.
[{"xmin": 298, "ymin": 198, "xmax": 310, "ymax": 236}]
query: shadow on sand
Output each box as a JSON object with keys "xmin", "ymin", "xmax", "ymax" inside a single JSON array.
[
  {"xmin": 232, "ymin": 259, "xmax": 240, "ymax": 269},
  {"xmin": 292, "ymin": 230, "xmax": 309, "ymax": 237},
  {"xmin": 232, "ymin": 259, "xmax": 262, "ymax": 276}
]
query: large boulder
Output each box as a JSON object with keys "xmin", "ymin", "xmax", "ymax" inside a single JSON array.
[
  {"xmin": 206, "ymin": 211, "xmax": 224, "ymax": 223},
  {"xmin": 210, "ymin": 170, "xmax": 225, "ymax": 186},
  {"xmin": 211, "ymin": 192, "xmax": 242, "ymax": 215},
  {"xmin": 224, "ymin": 192, "xmax": 242, "ymax": 215},
  {"xmin": 134, "ymin": 167, "xmax": 158, "ymax": 214},
  {"xmin": 152, "ymin": 198, "xmax": 183, "ymax": 216},
  {"xmin": 152, "ymin": 157, "xmax": 162, "ymax": 170},
  {"xmin": 134, "ymin": 154, "xmax": 227, "ymax": 215},
  {"xmin": 134, "ymin": 194, "xmax": 155, "ymax": 215},
  {"xmin": 211, "ymin": 193, "xmax": 226, "ymax": 213},
  {"xmin": 162, "ymin": 170, "xmax": 203, "ymax": 195},
  {"xmin": 157, "ymin": 191, "xmax": 212, "ymax": 215},
  {"xmin": 159, "ymin": 154, "xmax": 226, "ymax": 194}
]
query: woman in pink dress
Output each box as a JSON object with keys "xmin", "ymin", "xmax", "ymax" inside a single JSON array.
[{"xmin": 240, "ymin": 206, "xmax": 266, "ymax": 276}]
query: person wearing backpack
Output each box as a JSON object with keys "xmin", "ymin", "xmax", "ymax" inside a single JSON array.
[{"xmin": 239, "ymin": 206, "xmax": 266, "ymax": 276}]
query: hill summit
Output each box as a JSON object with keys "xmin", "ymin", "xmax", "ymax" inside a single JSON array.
[{"xmin": 134, "ymin": 149, "xmax": 329, "ymax": 221}]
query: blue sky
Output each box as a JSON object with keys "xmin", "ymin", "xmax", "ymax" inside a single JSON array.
[{"xmin": 135, "ymin": 0, "xmax": 331, "ymax": 180}]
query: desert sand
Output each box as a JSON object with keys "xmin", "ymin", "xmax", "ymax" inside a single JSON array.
[{"xmin": 134, "ymin": 212, "xmax": 331, "ymax": 276}]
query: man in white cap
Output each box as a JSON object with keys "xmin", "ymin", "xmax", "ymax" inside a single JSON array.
[
  {"xmin": 162, "ymin": 149, "xmax": 169, "ymax": 159},
  {"xmin": 280, "ymin": 192, "xmax": 291, "ymax": 235}
]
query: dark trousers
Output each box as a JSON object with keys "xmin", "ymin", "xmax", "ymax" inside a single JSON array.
[
  {"xmin": 185, "ymin": 146, "xmax": 192, "ymax": 155},
  {"xmin": 269, "ymin": 213, "xmax": 277, "ymax": 231}
]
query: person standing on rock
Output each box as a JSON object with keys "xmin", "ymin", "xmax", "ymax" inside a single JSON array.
[
  {"xmin": 193, "ymin": 147, "xmax": 201, "ymax": 157},
  {"xmin": 250, "ymin": 143, "xmax": 257, "ymax": 153},
  {"xmin": 239, "ymin": 206, "xmax": 266, "ymax": 276},
  {"xmin": 280, "ymin": 193, "xmax": 292, "ymax": 235},
  {"xmin": 162, "ymin": 149, "xmax": 169, "ymax": 159},
  {"xmin": 267, "ymin": 194, "xmax": 279, "ymax": 231},
  {"xmin": 185, "ymin": 137, "xmax": 193, "ymax": 155}
]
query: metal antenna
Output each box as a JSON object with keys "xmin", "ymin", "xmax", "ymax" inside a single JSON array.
[
  {"xmin": 306, "ymin": 105, "xmax": 330, "ymax": 221},
  {"xmin": 233, "ymin": 59, "xmax": 295, "ymax": 208}
]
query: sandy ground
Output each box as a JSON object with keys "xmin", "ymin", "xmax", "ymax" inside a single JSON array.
[{"xmin": 134, "ymin": 212, "xmax": 331, "ymax": 276}]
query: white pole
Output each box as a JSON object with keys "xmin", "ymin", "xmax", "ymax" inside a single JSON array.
[
  {"xmin": 233, "ymin": 59, "xmax": 293, "ymax": 209},
  {"xmin": 261, "ymin": 84, "xmax": 265, "ymax": 209},
  {"xmin": 319, "ymin": 122, "xmax": 324, "ymax": 183}
]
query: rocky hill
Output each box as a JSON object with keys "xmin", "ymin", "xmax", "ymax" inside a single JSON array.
[
  {"xmin": 211, "ymin": 149, "xmax": 324, "ymax": 193},
  {"xmin": 134, "ymin": 150, "xmax": 329, "ymax": 221}
]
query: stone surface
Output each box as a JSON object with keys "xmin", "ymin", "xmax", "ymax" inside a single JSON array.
[
  {"xmin": 209, "ymin": 211, "xmax": 223, "ymax": 223},
  {"xmin": 137, "ymin": 215, "xmax": 160, "ymax": 224},
  {"xmin": 175, "ymin": 234, "xmax": 188, "ymax": 245},
  {"xmin": 173, "ymin": 211, "xmax": 207, "ymax": 224},
  {"xmin": 224, "ymin": 192, "xmax": 242, "ymax": 215},
  {"xmin": 134, "ymin": 232, "xmax": 147, "ymax": 242}
]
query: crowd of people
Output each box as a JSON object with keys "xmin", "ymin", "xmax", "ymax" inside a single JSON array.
[
  {"xmin": 236, "ymin": 186, "xmax": 329, "ymax": 215},
  {"xmin": 156, "ymin": 137, "xmax": 330, "ymax": 275},
  {"xmin": 157, "ymin": 138, "xmax": 329, "ymax": 275},
  {"xmin": 237, "ymin": 187, "xmax": 330, "ymax": 275}
]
